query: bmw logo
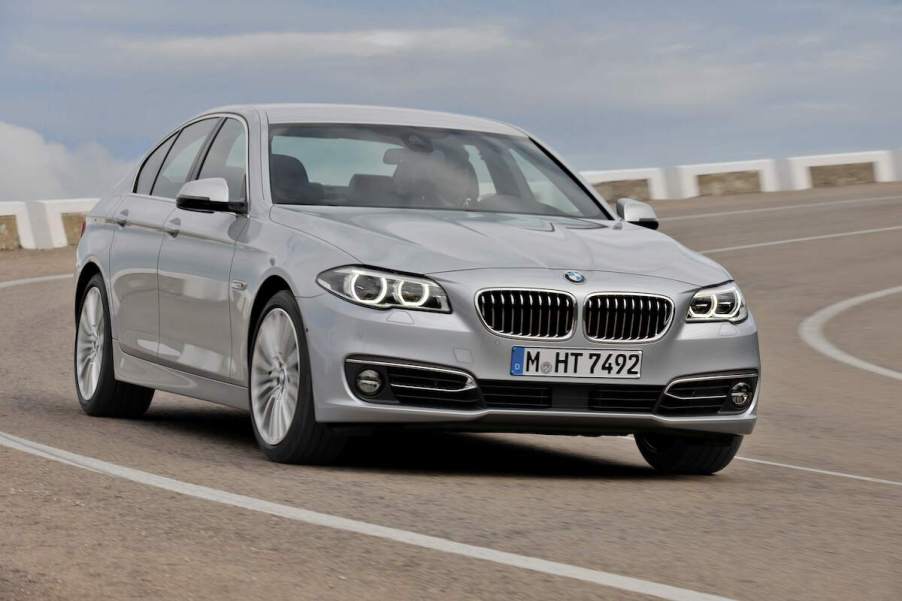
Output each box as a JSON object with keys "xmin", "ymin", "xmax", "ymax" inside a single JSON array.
[{"xmin": 564, "ymin": 271, "xmax": 586, "ymax": 283}]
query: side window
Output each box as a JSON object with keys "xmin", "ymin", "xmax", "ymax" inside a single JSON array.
[
  {"xmin": 152, "ymin": 118, "xmax": 218, "ymax": 199},
  {"xmin": 134, "ymin": 134, "xmax": 176, "ymax": 195},
  {"xmin": 198, "ymin": 119, "xmax": 247, "ymax": 202}
]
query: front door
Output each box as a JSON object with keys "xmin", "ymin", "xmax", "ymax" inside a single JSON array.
[{"xmin": 157, "ymin": 117, "xmax": 249, "ymax": 382}]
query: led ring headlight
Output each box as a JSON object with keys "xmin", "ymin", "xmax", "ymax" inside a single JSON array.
[
  {"xmin": 394, "ymin": 280, "xmax": 430, "ymax": 307},
  {"xmin": 318, "ymin": 266, "xmax": 451, "ymax": 313},
  {"xmin": 686, "ymin": 282, "xmax": 747, "ymax": 323},
  {"xmin": 347, "ymin": 272, "xmax": 388, "ymax": 305}
]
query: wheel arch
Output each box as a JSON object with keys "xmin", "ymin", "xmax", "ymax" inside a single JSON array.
[
  {"xmin": 247, "ymin": 275, "xmax": 296, "ymax": 361},
  {"xmin": 74, "ymin": 262, "xmax": 103, "ymax": 320}
]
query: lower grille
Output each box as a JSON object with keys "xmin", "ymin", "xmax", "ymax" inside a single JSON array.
[
  {"xmin": 480, "ymin": 381, "xmax": 665, "ymax": 412},
  {"xmin": 477, "ymin": 289, "xmax": 575, "ymax": 338},
  {"xmin": 657, "ymin": 373, "xmax": 758, "ymax": 416},
  {"xmin": 588, "ymin": 384, "xmax": 663, "ymax": 413},
  {"xmin": 480, "ymin": 381, "xmax": 552, "ymax": 409},
  {"xmin": 345, "ymin": 358, "xmax": 479, "ymax": 409},
  {"xmin": 347, "ymin": 358, "xmax": 755, "ymax": 418},
  {"xmin": 386, "ymin": 364, "xmax": 479, "ymax": 407}
]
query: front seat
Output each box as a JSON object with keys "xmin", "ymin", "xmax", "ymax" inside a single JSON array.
[
  {"xmin": 392, "ymin": 151, "xmax": 479, "ymax": 209},
  {"xmin": 270, "ymin": 154, "xmax": 324, "ymax": 204}
]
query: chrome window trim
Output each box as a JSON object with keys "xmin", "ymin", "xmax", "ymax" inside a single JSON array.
[
  {"xmin": 345, "ymin": 358, "xmax": 477, "ymax": 391},
  {"xmin": 130, "ymin": 113, "xmax": 251, "ymax": 207},
  {"xmin": 473, "ymin": 287, "xmax": 577, "ymax": 341},
  {"xmin": 583, "ymin": 291, "xmax": 675, "ymax": 344}
]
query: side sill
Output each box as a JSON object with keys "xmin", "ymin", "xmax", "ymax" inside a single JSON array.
[{"xmin": 114, "ymin": 344, "xmax": 248, "ymax": 411}]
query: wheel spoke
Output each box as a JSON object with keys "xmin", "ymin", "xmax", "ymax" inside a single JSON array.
[
  {"xmin": 76, "ymin": 287, "xmax": 104, "ymax": 399},
  {"xmin": 250, "ymin": 308, "xmax": 302, "ymax": 445}
]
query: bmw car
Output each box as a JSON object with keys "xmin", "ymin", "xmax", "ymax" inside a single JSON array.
[{"xmin": 74, "ymin": 104, "xmax": 759, "ymax": 473}]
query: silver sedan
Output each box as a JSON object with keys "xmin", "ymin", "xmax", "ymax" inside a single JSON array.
[{"xmin": 74, "ymin": 104, "xmax": 759, "ymax": 473}]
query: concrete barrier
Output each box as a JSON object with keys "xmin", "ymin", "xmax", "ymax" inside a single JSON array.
[
  {"xmin": 784, "ymin": 151, "xmax": 897, "ymax": 190},
  {"xmin": 0, "ymin": 202, "xmax": 36, "ymax": 250},
  {"xmin": 580, "ymin": 168, "xmax": 667, "ymax": 201},
  {"xmin": 14, "ymin": 198, "xmax": 99, "ymax": 250},
  {"xmin": 664, "ymin": 160, "xmax": 779, "ymax": 199},
  {"xmin": 2, "ymin": 146, "xmax": 902, "ymax": 251}
]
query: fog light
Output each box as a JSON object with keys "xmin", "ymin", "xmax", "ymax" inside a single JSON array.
[
  {"xmin": 355, "ymin": 369, "xmax": 383, "ymax": 396},
  {"xmin": 730, "ymin": 382, "xmax": 752, "ymax": 407}
]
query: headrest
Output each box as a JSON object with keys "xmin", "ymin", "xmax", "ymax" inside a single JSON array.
[
  {"xmin": 270, "ymin": 154, "xmax": 309, "ymax": 186},
  {"xmin": 392, "ymin": 151, "xmax": 478, "ymax": 208}
]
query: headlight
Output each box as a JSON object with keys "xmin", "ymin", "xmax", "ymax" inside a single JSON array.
[
  {"xmin": 317, "ymin": 266, "xmax": 451, "ymax": 312},
  {"xmin": 686, "ymin": 282, "xmax": 747, "ymax": 323}
]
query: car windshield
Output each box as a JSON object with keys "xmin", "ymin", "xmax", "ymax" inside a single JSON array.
[{"xmin": 268, "ymin": 124, "xmax": 607, "ymax": 218}]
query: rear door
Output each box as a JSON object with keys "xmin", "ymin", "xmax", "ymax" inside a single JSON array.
[
  {"xmin": 109, "ymin": 117, "xmax": 219, "ymax": 359},
  {"xmin": 157, "ymin": 116, "xmax": 249, "ymax": 381}
]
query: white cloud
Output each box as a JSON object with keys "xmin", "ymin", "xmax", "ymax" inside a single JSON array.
[
  {"xmin": 17, "ymin": 26, "xmax": 512, "ymax": 70},
  {"xmin": 0, "ymin": 122, "xmax": 129, "ymax": 202}
]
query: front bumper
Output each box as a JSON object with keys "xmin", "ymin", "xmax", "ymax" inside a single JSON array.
[{"xmin": 299, "ymin": 269, "xmax": 760, "ymax": 436}]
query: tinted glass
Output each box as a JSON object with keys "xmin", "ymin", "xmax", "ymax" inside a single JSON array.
[
  {"xmin": 268, "ymin": 124, "xmax": 605, "ymax": 218},
  {"xmin": 134, "ymin": 134, "xmax": 176, "ymax": 195},
  {"xmin": 152, "ymin": 118, "xmax": 218, "ymax": 199},
  {"xmin": 198, "ymin": 119, "xmax": 247, "ymax": 202}
]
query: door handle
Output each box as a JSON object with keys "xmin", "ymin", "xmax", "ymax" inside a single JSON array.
[
  {"xmin": 164, "ymin": 217, "xmax": 181, "ymax": 237},
  {"xmin": 113, "ymin": 210, "xmax": 129, "ymax": 227}
]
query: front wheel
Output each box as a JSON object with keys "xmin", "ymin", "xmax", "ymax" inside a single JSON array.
[
  {"xmin": 635, "ymin": 432, "xmax": 742, "ymax": 475},
  {"xmin": 248, "ymin": 291, "xmax": 345, "ymax": 464},
  {"xmin": 74, "ymin": 274, "xmax": 154, "ymax": 418}
]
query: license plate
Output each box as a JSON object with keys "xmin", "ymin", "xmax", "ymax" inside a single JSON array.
[{"xmin": 511, "ymin": 347, "xmax": 642, "ymax": 378}]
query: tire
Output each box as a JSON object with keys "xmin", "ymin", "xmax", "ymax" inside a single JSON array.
[
  {"xmin": 635, "ymin": 432, "xmax": 742, "ymax": 475},
  {"xmin": 248, "ymin": 290, "xmax": 345, "ymax": 464},
  {"xmin": 74, "ymin": 274, "xmax": 154, "ymax": 418}
]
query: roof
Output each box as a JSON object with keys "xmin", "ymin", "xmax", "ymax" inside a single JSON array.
[{"xmin": 206, "ymin": 103, "xmax": 526, "ymax": 136}]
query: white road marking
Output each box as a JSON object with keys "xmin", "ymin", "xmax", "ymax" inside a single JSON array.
[
  {"xmin": 0, "ymin": 273, "xmax": 71, "ymax": 289},
  {"xmin": 615, "ymin": 436, "xmax": 902, "ymax": 488},
  {"xmin": 799, "ymin": 286, "xmax": 902, "ymax": 382},
  {"xmin": 659, "ymin": 194, "xmax": 902, "ymax": 222},
  {"xmin": 700, "ymin": 225, "xmax": 902, "ymax": 254},
  {"xmin": 733, "ymin": 456, "xmax": 902, "ymax": 488},
  {"xmin": 0, "ymin": 430, "xmax": 734, "ymax": 601}
]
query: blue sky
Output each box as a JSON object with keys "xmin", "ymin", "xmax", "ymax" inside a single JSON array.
[{"xmin": 1, "ymin": 0, "xmax": 901, "ymax": 199}]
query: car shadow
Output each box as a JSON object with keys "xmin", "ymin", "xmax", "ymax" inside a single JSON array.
[
  {"xmin": 339, "ymin": 432, "xmax": 655, "ymax": 479},
  {"xmin": 141, "ymin": 403, "xmax": 656, "ymax": 480}
]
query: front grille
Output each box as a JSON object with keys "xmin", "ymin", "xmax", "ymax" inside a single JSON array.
[
  {"xmin": 584, "ymin": 294, "xmax": 673, "ymax": 342},
  {"xmin": 477, "ymin": 289, "xmax": 575, "ymax": 338}
]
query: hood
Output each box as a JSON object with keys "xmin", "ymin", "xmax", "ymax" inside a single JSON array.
[{"xmin": 272, "ymin": 206, "xmax": 730, "ymax": 287}]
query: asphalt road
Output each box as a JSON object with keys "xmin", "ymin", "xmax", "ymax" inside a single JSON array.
[{"xmin": 1, "ymin": 183, "xmax": 901, "ymax": 601}]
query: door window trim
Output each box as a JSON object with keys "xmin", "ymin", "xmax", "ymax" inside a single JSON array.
[{"xmin": 130, "ymin": 113, "xmax": 251, "ymax": 209}]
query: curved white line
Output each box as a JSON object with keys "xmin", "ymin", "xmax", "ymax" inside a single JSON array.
[
  {"xmin": 0, "ymin": 273, "xmax": 733, "ymax": 601},
  {"xmin": 0, "ymin": 431, "xmax": 733, "ymax": 601},
  {"xmin": 0, "ymin": 273, "xmax": 71, "ymax": 289},
  {"xmin": 799, "ymin": 285, "xmax": 902, "ymax": 382},
  {"xmin": 701, "ymin": 225, "xmax": 902, "ymax": 254},
  {"xmin": 660, "ymin": 194, "xmax": 902, "ymax": 222}
]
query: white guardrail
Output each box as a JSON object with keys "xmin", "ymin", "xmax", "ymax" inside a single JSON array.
[{"xmin": 2, "ymin": 148, "xmax": 901, "ymax": 250}]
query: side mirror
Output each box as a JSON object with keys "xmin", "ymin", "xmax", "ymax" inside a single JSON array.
[
  {"xmin": 615, "ymin": 197, "xmax": 658, "ymax": 230},
  {"xmin": 176, "ymin": 178, "xmax": 246, "ymax": 214}
]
